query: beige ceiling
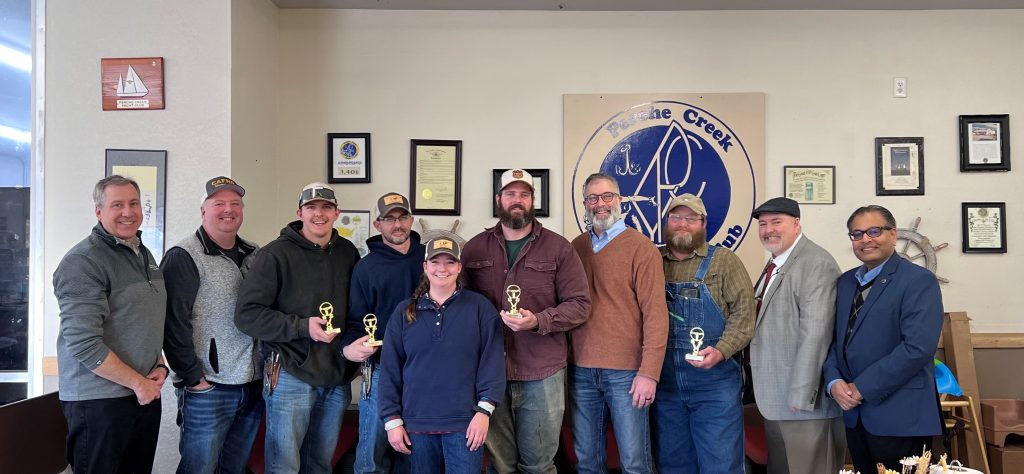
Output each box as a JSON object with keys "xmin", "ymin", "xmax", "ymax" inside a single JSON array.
[{"xmin": 271, "ymin": 0, "xmax": 1024, "ymax": 10}]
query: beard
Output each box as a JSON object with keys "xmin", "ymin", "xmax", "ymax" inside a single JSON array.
[
  {"xmin": 586, "ymin": 205, "xmax": 623, "ymax": 232},
  {"xmin": 665, "ymin": 226, "xmax": 707, "ymax": 255},
  {"xmin": 760, "ymin": 234, "xmax": 785, "ymax": 255},
  {"xmin": 382, "ymin": 229, "xmax": 410, "ymax": 246},
  {"xmin": 498, "ymin": 204, "xmax": 535, "ymax": 230}
]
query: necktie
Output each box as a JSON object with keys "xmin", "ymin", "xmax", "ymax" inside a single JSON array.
[
  {"xmin": 755, "ymin": 260, "xmax": 776, "ymax": 316},
  {"xmin": 844, "ymin": 280, "xmax": 874, "ymax": 348}
]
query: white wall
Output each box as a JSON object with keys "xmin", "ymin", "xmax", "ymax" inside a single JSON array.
[
  {"xmin": 274, "ymin": 9, "xmax": 1024, "ymax": 332},
  {"xmin": 43, "ymin": 1, "xmax": 232, "ymax": 359},
  {"xmin": 232, "ymin": 0, "xmax": 282, "ymax": 244}
]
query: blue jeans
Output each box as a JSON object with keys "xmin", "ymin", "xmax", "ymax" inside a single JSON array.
[
  {"xmin": 408, "ymin": 431, "xmax": 484, "ymax": 474},
  {"xmin": 652, "ymin": 350, "xmax": 745, "ymax": 474},
  {"xmin": 264, "ymin": 370, "xmax": 352, "ymax": 474},
  {"xmin": 175, "ymin": 381, "xmax": 263, "ymax": 474},
  {"xmin": 355, "ymin": 367, "xmax": 405, "ymax": 474},
  {"xmin": 485, "ymin": 368, "xmax": 565, "ymax": 474},
  {"xmin": 570, "ymin": 366, "xmax": 653, "ymax": 474}
]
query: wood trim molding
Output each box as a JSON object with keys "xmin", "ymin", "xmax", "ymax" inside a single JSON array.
[{"xmin": 935, "ymin": 333, "xmax": 1024, "ymax": 349}]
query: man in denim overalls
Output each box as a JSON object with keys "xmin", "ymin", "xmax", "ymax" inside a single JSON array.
[{"xmin": 652, "ymin": 194, "xmax": 756, "ymax": 473}]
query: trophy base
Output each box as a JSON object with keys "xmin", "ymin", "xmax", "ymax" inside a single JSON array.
[
  {"xmin": 326, "ymin": 328, "xmax": 341, "ymax": 334},
  {"xmin": 684, "ymin": 353, "xmax": 705, "ymax": 361},
  {"xmin": 363, "ymin": 340, "xmax": 383, "ymax": 347},
  {"xmin": 507, "ymin": 311, "xmax": 522, "ymax": 319}
]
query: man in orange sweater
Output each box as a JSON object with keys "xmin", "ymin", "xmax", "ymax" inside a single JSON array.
[{"xmin": 569, "ymin": 172, "xmax": 668, "ymax": 474}]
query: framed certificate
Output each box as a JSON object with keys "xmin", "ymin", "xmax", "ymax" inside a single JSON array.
[
  {"xmin": 492, "ymin": 169, "xmax": 551, "ymax": 217},
  {"xmin": 875, "ymin": 137, "xmax": 924, "ymax": 196},
  {"xmin": 959, "ymin": 114, "xmax": 1010, "ymax": 172},
  {"xmin": 962, "ymin": 202, "xmax": 1006, "ymax": 253},
  {"xmin": 783, "ymin": 166, "xmax": 835, "ymax": 204},
  {"xmin": 327, "ymin": 133, "xmax": 371, "ymax": 183},
  {"xmin": 410, "ymin": 139, "xmax": 462, "ymax": 215}
]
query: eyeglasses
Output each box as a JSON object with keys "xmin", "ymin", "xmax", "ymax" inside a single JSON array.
[
  {"xmin": 847, "ymin": 226, "xmax": 893, "ymax": 241},
  {"xmin": 667, "ymin": 214, "xmax": 704, "ymax": 224},
  {"xmin": 378, "ymin": 214, "xmax": 412, "ymax": 224},
  {"xmin": 584, "ymin": 192, "xmax": 619, "ymax": 205}
]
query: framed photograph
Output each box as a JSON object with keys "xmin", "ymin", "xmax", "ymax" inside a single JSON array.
[
  {"xmin": 327, "ymin": 133, "xmax": 371, "ymax": 183},
  {"xmin": 959, "ymin": 114, "xmax": 1010, "ymax": 172},
  {"xmin": 875, "ymin": 137, "xmax": 924, "ymax": 196},
  {"xmin": 101, "ymin": 57, "xmax": 165, "ymax": 110},
  {"xmin": 104, "ymin": 149, "xmax": 168, "ymax": 262},
  {"xmin": 491, "ymin": 169, "xmax": 551, "ymax": 217},
  {"xmin": 410, "ymin": 139, "xmax": 462, "ymax": 215},
  {"xmin": 783, "ymin": 166, "xmax": 835, "ymax": 204},
  {"xmin": 335, "ymin": 210, "xmax": 371, "ymax": 257},
  {"xmin": 962, "ymin": 202, "xmax": 1006, "ymax": 253}
]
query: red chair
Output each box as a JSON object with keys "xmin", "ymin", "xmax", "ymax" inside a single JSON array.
[{"xmin": 744, "ymin": 405, "xmax": 769, "ymax": 466}]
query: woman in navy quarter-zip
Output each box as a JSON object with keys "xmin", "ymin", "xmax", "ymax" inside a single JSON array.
[{"xmin": 377, "ymin": 236, "xmax": 505, "ymax": 474}]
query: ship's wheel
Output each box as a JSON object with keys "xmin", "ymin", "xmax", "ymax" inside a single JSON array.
[{"xmin": 896, "ymin": 217, "xmax": 949, "ymax": 283}]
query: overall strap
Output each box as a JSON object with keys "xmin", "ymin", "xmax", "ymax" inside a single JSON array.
[{"xmin": 694, "ymin": 245, "xmax": 717, "ymax": 281}]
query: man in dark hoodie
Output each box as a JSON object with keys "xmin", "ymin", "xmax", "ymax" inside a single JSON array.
[
  {"xmin": 235, "ymin": 182, "xmax": 360, "ymax": 473},
  {"xmin": 341, "ymin": 192, "xmax": 424, "ymax": 474}
]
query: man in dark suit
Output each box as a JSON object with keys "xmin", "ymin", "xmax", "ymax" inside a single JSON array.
[{"xmin": 823, "ymin": 205, "xmax": 944, "ymax": 473}]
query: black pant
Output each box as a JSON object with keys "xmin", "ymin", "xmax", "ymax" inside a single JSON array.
[
  {"xmin": 62, "ymin": 395, "xmax": 162, "ymax": 474},
  {"xmin": 846, "ymin": 419, "xmax": 931, "ymax": 474}
]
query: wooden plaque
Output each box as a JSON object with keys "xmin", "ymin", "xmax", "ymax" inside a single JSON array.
[{"xmin": 101, "ymin": 57, "xmax": 165, "ymax": 111}]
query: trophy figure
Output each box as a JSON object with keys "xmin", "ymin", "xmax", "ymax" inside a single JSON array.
[
  {"xmin": 685, "ymin": 327, "xmax": 705, "ymax": 361},
  {"xmin": 363, "ymin": 314, "xmax": 383, "ymax": 347},
  {"xmin": 505, "ymin": 284, "xmax": 522, "ymax": 318},
  {"xmin": 320, "ymin": 302, "xmax": 340, "ymax": 334}
]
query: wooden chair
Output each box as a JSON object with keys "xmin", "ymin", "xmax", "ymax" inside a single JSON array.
[{"xmin": 941, "ymin": 393, "xmax": 990, "ymax": 474}]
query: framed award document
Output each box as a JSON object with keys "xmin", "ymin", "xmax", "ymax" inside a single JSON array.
[
  {"xmin": 962, "ymin": 202, "xmax": 1007, "ymax": 253},
  {"xmin": 410, "ymin": 139, "xmax": 462, "ymax": 215}
]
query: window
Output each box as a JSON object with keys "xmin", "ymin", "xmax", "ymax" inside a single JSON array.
[{"xmin": 0, "ymin": 0, "xmax": 33, "ymax": 405}]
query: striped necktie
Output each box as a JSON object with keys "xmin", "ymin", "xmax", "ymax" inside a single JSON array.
[{"xmin": 754, "ymin": 260, "xmax": 776, "ymax": 316}]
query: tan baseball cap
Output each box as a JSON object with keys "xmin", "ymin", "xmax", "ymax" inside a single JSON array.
[
  {"xmin": 664, "ymin": 193, "xmax": 707, "ymax": 217},
  {"xmin": 376, "ymin": 193, "xmax": 411, "ymax": 218}
]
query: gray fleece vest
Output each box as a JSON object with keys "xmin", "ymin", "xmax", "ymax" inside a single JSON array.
[{"xmin": 175, "ymin": 235, "xmax": 260, "ymax": 385}]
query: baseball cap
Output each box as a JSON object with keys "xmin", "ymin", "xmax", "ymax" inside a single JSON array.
[
  {"xmin": 499, "ymin": 169, "xmax": 534, "ymax": 192},
  {"xmin": 665, "ymin": 193, "xmax": 707, "ymax": 217},
  {"xmin": 376, "ymin": 193, "xmax": 411, "ymax": 218},
  {"xmin": 204, "ymin": 176, "xmax": 245, "ymax": 201},
  {"xmin": 298, "ymin": 182, "xmax": 338, "ymax": 207},
  {"xmin": 424, "ymin": 236, "xmax": 461, "ymax": 261},
  {"xmin": 751, "ymin": 197, "xmax": 801, "ymax": 219}
]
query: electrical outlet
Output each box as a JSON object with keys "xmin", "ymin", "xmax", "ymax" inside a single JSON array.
[{"xmin": 894, "ymin": 77, "xmax": 908, "ymax": 98}]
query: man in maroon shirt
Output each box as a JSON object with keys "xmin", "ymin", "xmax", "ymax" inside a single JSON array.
[{"xmin": 462, "ymin": 169, "xmax": 591, "ymax": 474}]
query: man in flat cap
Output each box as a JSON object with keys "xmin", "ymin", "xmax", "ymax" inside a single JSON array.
[
  {"xmin": 652, "ymin": 193, "xmax": 755, "ymax": 473},
  {"xmin": 749, "ymin": 197, "xmax": 845, "ymax": 473}
]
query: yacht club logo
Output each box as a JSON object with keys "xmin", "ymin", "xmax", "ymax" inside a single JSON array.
[{"xmin": 570, "ymin": 101, "xmax": 756, "ymax": 249}]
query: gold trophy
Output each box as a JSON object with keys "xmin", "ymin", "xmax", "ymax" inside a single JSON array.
[
  {"xmin": 363, "ymin": 314, "xmax": 383, "ymax": 347},
  {"xmin": 505, "ymin": 284, "xmax": 522, "ymax": 318},
  {"xmin": 685, "ymin": 327, "xmax": 705, "ymax": 361},
  {"xmin": 320, "ymin": 302, "xmax": 340, "ymax": 334}
]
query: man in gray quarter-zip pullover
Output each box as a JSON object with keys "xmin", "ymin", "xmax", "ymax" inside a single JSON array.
[
  {"xmin": 162, "ymin": 176, "xmax": 262, "ymax": 474},
  {"xmin": 55, "ymin": 175, "xmax": 168, "ymax": 474}
]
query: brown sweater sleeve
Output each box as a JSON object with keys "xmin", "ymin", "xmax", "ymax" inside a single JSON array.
[{"xmin": 633, "ymin": 237, "xmax": 669, "ymax": 381}]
